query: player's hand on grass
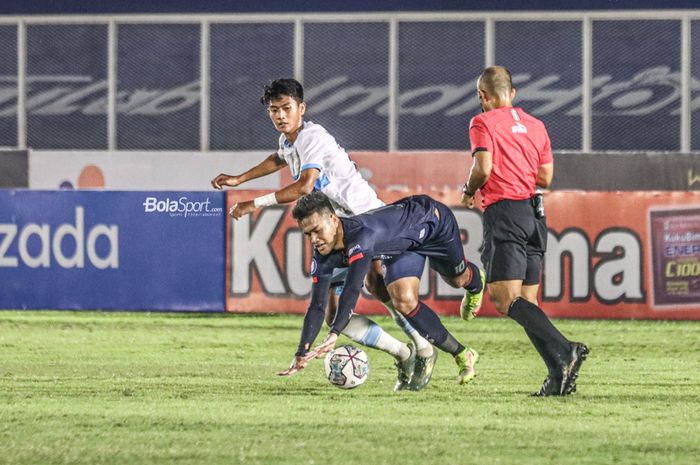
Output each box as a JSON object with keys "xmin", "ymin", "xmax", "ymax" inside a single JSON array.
[
  {"xmin": 211, "ymin": 174, "xmax": 241, "ymax": 190},
  {"xmin": 277, "ymin": 356, "xmax": 308, "ymax": 376},
  {"xmin": 303, "ymin": 332, "xmax": 338, "ymax": 361},
  {"xmin": 228, "ymin": 200, "xmax": 256, "ymax": 219}
]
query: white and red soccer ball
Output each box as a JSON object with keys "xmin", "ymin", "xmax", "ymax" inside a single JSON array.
[{"xmin": 323, "ymin": 345, "xmax": 369, "ymax": 389}]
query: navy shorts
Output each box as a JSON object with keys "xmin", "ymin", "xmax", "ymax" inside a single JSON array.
[
  {"xmin": 383, "ymin": 202, "xmax": 467, "ymax": 284},
  {"xmin": 481, "ymin": 198, "xmax": 547, "ymax": 285}
]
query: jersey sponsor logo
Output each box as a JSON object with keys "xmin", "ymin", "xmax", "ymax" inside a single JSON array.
[
  {"xmin": 347, "ymin": 244, "xmax": 361, "ymax": 256},
  {"xmin": 311, "ymin": 259, "xmax": 317, "ymax": 275}
]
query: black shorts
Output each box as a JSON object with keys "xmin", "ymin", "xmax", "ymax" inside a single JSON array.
[
  {"xmin": 481, "ymin": 198, "xmax": 547, "ymax": 285},
  {"xmin": 382, "ymin": 202, "xmax": 467, "ymax": 284}
]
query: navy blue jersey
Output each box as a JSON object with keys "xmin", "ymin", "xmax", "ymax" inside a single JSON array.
[{"xmin": 297, "ymin": 195, "xmax": 466, "ymax": 351}]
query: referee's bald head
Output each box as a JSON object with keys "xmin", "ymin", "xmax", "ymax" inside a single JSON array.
[{"xmin": 477, "ymin": 66, "xmax": 513, "ymax": 101}]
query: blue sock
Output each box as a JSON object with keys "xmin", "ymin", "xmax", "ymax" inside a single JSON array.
[
  {"xmin": 406, "ymin": 301, "xmax": 465, "ymax": 356},
  {"xmin": 464, "ymin": 262, "xmax": 483, "ymax": 293}
]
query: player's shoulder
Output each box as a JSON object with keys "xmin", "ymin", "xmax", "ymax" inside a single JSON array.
[
  {"xmin": 298, "ymin": 121, "xmax": 331, "ymax": 140},
  {"xmin": 516, "ymin": 107, "xmax": 546, "ymax": 127},
  {"xmin": 469, "ymin": 112, "xmax": 487, "ymax": 129}
]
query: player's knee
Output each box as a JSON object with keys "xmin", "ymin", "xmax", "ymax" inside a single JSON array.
[
  {"xmin": 364, "ymin": 274, "xmax": 390, "ymax": 302},
  {"xmin": 391, "ymin": 292, "xmax": 419, "ymax": 315},
  {"xmin": 489, "ymin": 292, "xmax": 517, "ymax": 315}
]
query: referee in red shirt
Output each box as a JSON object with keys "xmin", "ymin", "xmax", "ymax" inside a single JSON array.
[{"xmin": 461, "ymin": 66, "xmax": 589, "ymax": 396}]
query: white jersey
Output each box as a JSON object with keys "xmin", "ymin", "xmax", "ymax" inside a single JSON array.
[{"xmin": 277, "ymin": 121, "xmax": 383, "ymax": 217}]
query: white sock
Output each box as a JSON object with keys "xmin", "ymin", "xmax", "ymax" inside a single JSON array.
[
  {"xmin": 342, "ymin": 314, "xmax": 410, "ymax": 361},
  {"xmin": 382, "ymin": 300, "xmax": 434, "ymax": 358}
]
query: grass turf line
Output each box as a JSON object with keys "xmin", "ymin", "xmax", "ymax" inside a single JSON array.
[{"xmin": 1, "ymin": 311, "xmax": 699, "ymax": 465}]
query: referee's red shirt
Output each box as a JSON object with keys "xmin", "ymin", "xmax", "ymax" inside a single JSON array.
[{"xmin": 469, "ymin": 106, "xmax": 552, "ymax": 209}]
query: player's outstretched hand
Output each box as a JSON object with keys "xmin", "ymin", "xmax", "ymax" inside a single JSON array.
[
  {"xmin": 303, "ymin": 333, "xmax": 338, "ymax": 361},
  {"xmin": 229, "ymin": 200, "xmax": 255, "ymax": 219},
  {"xmin": 211, "ymin": 173, "xmax": 240, "ymax": 190},
  {"xmin": 277, "ymin": 356, "xmax": 308, "ymax": 376}
]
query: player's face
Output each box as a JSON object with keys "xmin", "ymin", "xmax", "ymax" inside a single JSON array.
[
  {"xmin": 299, "ymin": 212, "xmax": 339, "ymax": 255},
  {"xmin": 268, "ymin": 96, "xmax": 306, "ymax": 138}
]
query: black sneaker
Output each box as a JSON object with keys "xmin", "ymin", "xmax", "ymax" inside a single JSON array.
[
  {"xmin": 531, "ymin": 375, "xmax": 563, "ymax": 397},
  {"xmin": 393, "ymin": 342, "xmax": 416, "ymax": 392},
  {"xmin": 407, "ymin": 348, "xmax": 438, "ymax": 391},
  {"xmin": 561, "ymin": 342, "xmax": 590, "ymax": 395}
]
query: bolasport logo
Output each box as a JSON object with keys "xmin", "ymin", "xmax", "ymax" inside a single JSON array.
[{"xmin": 142, "ymin": 196, "xmax": 223, "ymax": 218}]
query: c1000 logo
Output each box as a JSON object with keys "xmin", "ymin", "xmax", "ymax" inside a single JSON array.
[
  {"xmin": 143, "ymin": 196, "xmax": 223, "ymax": 218},
  {"xmin": 0, "ymin": 207, "xmax": 118, "ymax": 269}
]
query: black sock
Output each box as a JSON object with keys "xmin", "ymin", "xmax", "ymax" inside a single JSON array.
[
  {"xmin": 524, "ymin": 328, "xmax": 561, "ymax": 377},
  {"xmin": 508, "ymin": 297, "xmax": 571, "ymax": 365},
  {"xmin": 464, "ymin": 262, "xmax": 483, "ymax": 293},
  {"xmin": 406, "ymin": 301, "xmax": 465, "ymax": 356}
]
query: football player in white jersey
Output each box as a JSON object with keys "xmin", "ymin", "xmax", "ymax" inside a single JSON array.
[{"xmin": 211, "ymin": 79, "xmax": 435, "ymax": 391}]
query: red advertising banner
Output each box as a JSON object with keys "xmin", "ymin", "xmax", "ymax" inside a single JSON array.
[{"xmin": 226, "ymin": 189, "xmax": 700, "ymax": 320}]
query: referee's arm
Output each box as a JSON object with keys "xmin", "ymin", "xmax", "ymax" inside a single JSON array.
[
  {"xmin": 536, "ymin": 162, "xmax": 553, "ymax": 188},
  {"xmin": 463, "ymin": 150, "xmax": 492, "ymax": 201}
]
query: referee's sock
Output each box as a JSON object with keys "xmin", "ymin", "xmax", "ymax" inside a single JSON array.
[
  {"xmin": 406, "ymin": 301, "xmax": 465, "ymax": 356},
  {"xmin": 508, "ymin": 297, "xmax": 571, "ymax": 365},
  {"xmin": 524, "ymin": 328, "xmax": 562, "ymax": 376}
]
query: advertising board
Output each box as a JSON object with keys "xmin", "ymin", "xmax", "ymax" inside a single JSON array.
[
  {"xmin": 0, "ymin": 190, "xmax": 225, "ymax": 311},
  {"xmin": 226, "ymin": 189, "xmax": 700, "ymax": 320}
]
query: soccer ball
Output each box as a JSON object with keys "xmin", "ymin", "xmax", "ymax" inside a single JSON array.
[{"xmin": 323, "ymin": 345, "xmax": 369, "ymax": 389}]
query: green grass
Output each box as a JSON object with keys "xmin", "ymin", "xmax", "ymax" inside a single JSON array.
[{"xmin": 1, "ymin": 311, "xmax": 699, "ymax": 465}]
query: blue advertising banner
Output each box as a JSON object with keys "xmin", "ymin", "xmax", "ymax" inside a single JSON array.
[
  {"xmin": 0, "ymin": 25, "xmax": 17, "ymax": 148},
  {"xmin": 693, "ymin": 20, "xmax": 700, "ymax": 152},
  {"xmin": 117, "ymin": 23, "xmax": 200, "ymax": 150},
  {"xmin": 0, "ymin": 17, "xmax": 696, "ymax": 152},
  {"xmin": 209, "ymin": 22, "xmax": 294, "ymax": 150},
  {"xmin": 496, "ymin": 21, "xmax": 582, "ymax": 151},
  {"xmin": 1, "ymin": 0, "xmax": 697, "ymax": 14},
  {"xmin": 0, "ymin": 191, "xmax": 225, "ymax": 311},
  {"xmin": 27, "ymin": 24, "xmax": 108, "ymax": 150},
  {"xmin": 304, "ymin": 22, "xmax": 389, "ymax": 150}
]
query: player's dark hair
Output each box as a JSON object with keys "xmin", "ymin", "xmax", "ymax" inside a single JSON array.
[
  {"xmin": 292, "ymin": 192, "xmax": 336, "ymax": 221},
  {"xmin": 260, "ymin": 78, "xmax": 304, "ymax": 106}
]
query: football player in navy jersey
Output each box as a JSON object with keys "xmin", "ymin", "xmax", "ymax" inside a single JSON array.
[
  {"xmin": 287, "ymin": 191, "xmax": 485, "ymax": 390},
  {"xmin": 212, "ymin": 79, "xmax": 432, "ymax": 391}
]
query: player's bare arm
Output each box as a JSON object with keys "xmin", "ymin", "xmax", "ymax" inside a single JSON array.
[
  {"xmin": 229, "ymin": 168, "xmax": 320, "ymax": 219},
  {"xmin": 283, "ymin": 271, "xmax": 334, "ymax": 372},
  {"xmin": 536, "ymin": 162, "xmax": 553, "ymax": 188},
  {"xmin": 304, "ymin": 254, "xmax": 372, "ymax": 360},
  {"xmin": 211, "ymin": 152, "xmax": 287, "ymax": 190},
  {"xmin": 461, "ymin": 150, "xmax": 492, "ymax": 208}
]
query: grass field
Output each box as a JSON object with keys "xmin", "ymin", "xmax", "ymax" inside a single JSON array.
[{"xmin": 1, "ymin": 311, "xmax": 699, "ymax": 465}]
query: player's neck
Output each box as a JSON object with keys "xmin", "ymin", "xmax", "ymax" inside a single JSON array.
[
  {"xmin": 335, "ymin": 220, "xmax": 346, "ymax": 252},
  {"xmin": 284, "ymin": 121, "xmax": 305, "ymax": 144}
]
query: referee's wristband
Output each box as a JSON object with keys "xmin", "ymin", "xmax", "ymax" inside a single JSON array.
[
  {"xmin": 253, "ymin": 192, "xmax": 278, "ymax": 208},
  {"xmin": 462, "ymin": 184, "xmax": 475, "ymax": 197}
]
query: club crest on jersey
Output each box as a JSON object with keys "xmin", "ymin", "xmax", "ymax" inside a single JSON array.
[{"xmin": 512, "ymin": 122, "xmax": 528, "ymax": 134}]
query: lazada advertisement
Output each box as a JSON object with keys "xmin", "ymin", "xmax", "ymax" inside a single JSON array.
[
  {"xmin": 226, "ymin": 189, "xmax": 700, "ymax": 320},
  {"xmin": 0, "ymin": 191, "xmax": 226, "ymax": 311}
]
